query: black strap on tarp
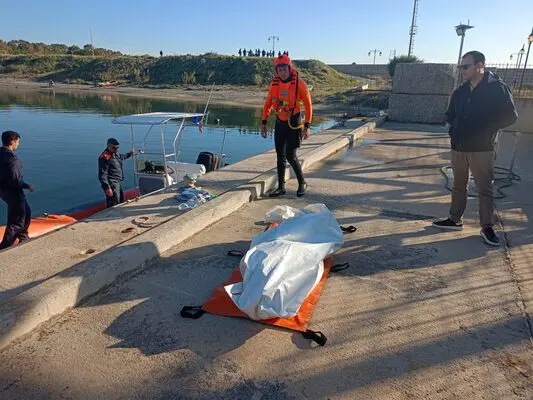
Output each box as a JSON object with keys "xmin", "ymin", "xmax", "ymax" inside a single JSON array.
[
  {"xmin": 340, "ymin": 225, "xmax": 357, "ymax": 234},
  {"xmin": 330, "ymin": 262, "xmax": 350, "ymax": 273},
  {"xmin": 227, "ymin": 250, "xmax": 245, "ymax": 257},
  {"xmin": 302, "ymin": 329, "xmax": 327, "ymax": 346},
  {"xmin": 180, "ymin": 306, "xmax": 206, "ymax": 319}
]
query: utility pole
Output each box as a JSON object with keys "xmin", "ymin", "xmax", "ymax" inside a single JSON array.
[
  {"xmin": 408, "ymin": 0, "xmax": 419, "ymax": 56},
  {"xmin": 389, "ymin": 49, "xmax": 397, "ymax": 60},
  {"xmin": 89, "ymin": 28, "xmax": 95, "ymax": 56},
  {"xmin": 268, "ymin": 35, "xmax": 279, "ymax": 55},
  {"xmin": 368, "ymin": 49, "xmax": 382, "ymax": 65}
]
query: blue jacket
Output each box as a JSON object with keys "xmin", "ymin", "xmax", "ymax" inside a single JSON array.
[
  {"xmin": 446, "ymin": 71, "xmax": 518, "ymax": 152},
  {"xmin": 0, "ymin": 147, "xmax": 30, "ymax": 196}
]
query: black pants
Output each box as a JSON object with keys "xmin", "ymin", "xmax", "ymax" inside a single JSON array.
[
  {"xmin": 274, "ymin": 119, "xmax": 305, "ymax": 186},
  {"xmin": 0, "ymin": 191, "xmax": 31, "ymax": 250},
  {"xmin": 106, "ymin": 182, "xmax": 124, "ymax": 208}
]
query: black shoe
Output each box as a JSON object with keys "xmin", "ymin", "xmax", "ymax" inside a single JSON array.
[
  {"xmin": 269, "ymin": 187, "xmax": 286, "ymax": 198},
  {"xmin": 432, "ymin": 218, "xmax": 463, "ymax": 231},
  {"xmin": 481, "ymin": 227, "xmax": 500, "ymax": 246},
  {"xmin": 297, "ymin": 183, "xmax": 307, "ymax": 197}
]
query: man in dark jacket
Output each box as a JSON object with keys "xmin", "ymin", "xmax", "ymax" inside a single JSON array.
[
  {"xmin": 433, "ymin": 51, "xmax": 518, "ymax": 246},
  {"xmin": 0, "ymin": 131, "xmax": 34, "ymax": 250},
  {"xmin": 98, "ymin": 138, "xmax": 135, "ymax": 208}
]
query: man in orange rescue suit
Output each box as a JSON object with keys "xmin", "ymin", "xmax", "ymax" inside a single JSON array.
[
  {"xmin": 261, "ymin": 54, "xmax": 312, "ymax": 197},
  {"xmin": 98, "ymin": 138, "xmax": 135, "ymax": 208}
]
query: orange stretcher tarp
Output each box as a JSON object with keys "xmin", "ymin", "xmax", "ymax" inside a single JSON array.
[
  {"xmin": 201, "ymin": 256, "xmax": 333, "ymax": 333},
  {"xmin": 180, "ymin": 222, "xmax": 355, "ymax": 346}
]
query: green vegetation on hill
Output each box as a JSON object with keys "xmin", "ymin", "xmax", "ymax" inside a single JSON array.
[
  {"xmin": 0, "ymin": 54, "xmax": 357, "ymax": 101},
  {"xmin": 0, "ymin": 39, "xmax": 122, "ymax": 57}
]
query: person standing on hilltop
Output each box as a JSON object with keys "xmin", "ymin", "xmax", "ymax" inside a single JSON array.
[
  {"xmin": 261, "ymin": 54, "xmax": 313, "ymax": 197},
  {"xmin": 0, "ymin": 131, "xmax": 34, "ymax": 250}
]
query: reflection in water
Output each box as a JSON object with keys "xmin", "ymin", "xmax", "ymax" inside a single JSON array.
[
  {"xmin": 0, "ymin": 88, "xmax": 329, "ymax": 129},
  {"xmin": 0, "ymin": 88, "xmax": 333, "ymax": 223}
]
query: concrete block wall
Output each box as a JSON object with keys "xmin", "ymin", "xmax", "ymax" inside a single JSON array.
[
  {"xmin": 509, "ymin": 97, "xmax": 533, "ymax": 133},
  {"xmin": 329, "ymin": 64, "xmax": 389, "ymax": 77},
  {"xmin": 388, "ymin": 63, "xmax": 456, "ymax": 124}
]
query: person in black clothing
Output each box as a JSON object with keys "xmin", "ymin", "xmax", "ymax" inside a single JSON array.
[
  {"xmin": 433, "ymin": 51, "xmax": 518, "ymax": 246},
  {"xmin": 0, "ymin": 131, "xmax": 34, "ymax": 250},
  {"xmin": 98, "ymin": 138, "xmax": 136, "ymax": 208}
]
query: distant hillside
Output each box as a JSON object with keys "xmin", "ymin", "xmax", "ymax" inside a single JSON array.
[
  {"xmin": 0, "ymin": 39, "xmax": 122, "ymax": 57},
  {"xmin": 0, "ymin": 54, "xmax": 357, "ymax": 99}
]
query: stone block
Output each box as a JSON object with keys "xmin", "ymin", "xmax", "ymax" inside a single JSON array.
[
  {"xmin": 388, "ymin": 93, "xmax": 450, "ymax": 124},
  {"xmin": 393, "ymin": 63, "xmax": 456, "ymax": 95}
]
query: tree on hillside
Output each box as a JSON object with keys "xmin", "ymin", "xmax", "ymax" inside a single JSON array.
[
  {"xmin": 0, "ymin": 39, "xmax": 122, "ymax": 56},
  {"xmin": 0, "ymin": 40, "xmax": 11, "ymax": 54},
  {"xmin": 66, "ymin": 45, "xmax": 79, "ymax": 55},
  {"xmin": 48, "ymin": 44, "xmax": 68, "ymax": 55},
  {"xmin": 83, "ymin": 44, "xmax": 95, "ymax": 56},
  {"xmin": 388, "ymin": 55, "xmax": 422, "ymax": 76}
]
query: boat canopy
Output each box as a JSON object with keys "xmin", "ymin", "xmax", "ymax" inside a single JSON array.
[{"xmin": 112, "ymin": 112, "xmax": 206, "ymax": 126}]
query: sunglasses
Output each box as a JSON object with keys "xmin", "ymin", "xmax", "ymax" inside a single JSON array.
[
  {"xmin": 458, "ymin": 64, "xmax": 473, "ymax": 70},
  {"xmin": 110, "ymin": 145, "xmax": 119, "ymax": 150}
]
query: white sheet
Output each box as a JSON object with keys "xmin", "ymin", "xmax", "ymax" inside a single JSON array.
[{"xmin": 225, "ymin": 204, "xmax": 343, "ymax": 320}]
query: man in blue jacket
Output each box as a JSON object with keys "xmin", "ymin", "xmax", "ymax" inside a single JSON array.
[
  {"xmin": 0, "ymin": 131, "xmax": 34, "ymax": 250},
  {"xmin": 433, "ymin": 51, "xmax": 518, "ymax": 246}
]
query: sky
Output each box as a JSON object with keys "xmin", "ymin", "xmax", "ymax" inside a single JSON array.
[{"xmin": 0, "ymin": 0, "xmax": 532, "ymax": 65}]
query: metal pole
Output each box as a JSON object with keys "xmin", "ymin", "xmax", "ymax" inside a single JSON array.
[
  {"xmin": 457, "ymin": 34, "xmax": 465, "ymax": 65},
  {"xmin": 200, "ymin": 82, "xmax": 215, "ymax": 125},
  {"xmin": 454, "ymin": 34, "xmax": 466, "ymax": 89},
  {"xmin": 408, "ymin": 0, "xmax": 418, "ymax": 56},
  {"xmin": 268, "ymin": 35, "xmax": 279, "ymax": 55},
  {"xmin": 89, "ymin": 29, "xmax": 95, "ymax": 57},
  {"xmin": 519, "ymin": 42, "xmax": 531, "ymax": 95},
  {"xmin": 513, "ymin": 48, "xmax": 524, "ymax": 88},
  {"xmin": 130, "ymin": 124, "xmax": 137, "ymax": 190},
  {"xmin": 373, "ymin": 50, "xmax": 376, "ymax": 65},
  {"xmin": 160, "ymin": 125, "xmax": 168, "ymax": 189},
  {"xmin": 219, "ymin": 127, "xmax": 227, "ymax": 167}
]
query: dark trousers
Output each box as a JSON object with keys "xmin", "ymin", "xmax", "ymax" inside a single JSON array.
[
  {"xmin": 106, "ymin": 182, "xmax": 124, "ymax": 208},
  {"xmin": 0, "ymin": 191, "xmax": 31, "ymax": 250},
  {"xmin": 274, "ymin": 119, "xmax": 305, "ymax": 186}
]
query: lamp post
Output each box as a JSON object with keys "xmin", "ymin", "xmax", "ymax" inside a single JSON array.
[
  {"xmin": 511, "ymin": 45, "xmax": 526, "ymax": 89},
  {"xmin": 454, "ymin": 22, "xmax": 474, "ymax": 89},
  {"xmin": 518, "ymin": 28, "xmax": 533, "ymax": 95},
  {"xmin": 368, "ymin": 49, "xmax": 382, "ymax": 65},
  {"xmin": 268, "ymin": 35, "xmax": 279, "ymax": 55}
]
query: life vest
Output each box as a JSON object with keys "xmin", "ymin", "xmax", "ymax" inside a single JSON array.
[{"xmin": 270, "ymin": 70, "xmax": 303, "ymax": 129}]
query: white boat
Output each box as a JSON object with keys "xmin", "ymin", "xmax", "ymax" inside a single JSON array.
[{"xmin": 112, "ymin": 112, "xmax": 211, "ymax": 195}]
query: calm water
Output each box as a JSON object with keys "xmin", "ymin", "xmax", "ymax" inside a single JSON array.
[{"xmin": 0, "ymin": 88, "xmax": 334, "ymax": 224}]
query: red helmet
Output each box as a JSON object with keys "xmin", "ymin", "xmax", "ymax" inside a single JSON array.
[{"xmin": 274, "ymin": 54, "xmax": 292, "ymax": 68}]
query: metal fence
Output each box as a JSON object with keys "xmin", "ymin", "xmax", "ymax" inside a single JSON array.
[{"xmin": 486, "ymin": 63, "xmax": 533, "ymax": 98}]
